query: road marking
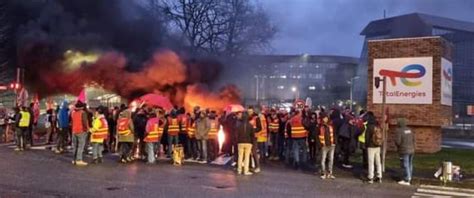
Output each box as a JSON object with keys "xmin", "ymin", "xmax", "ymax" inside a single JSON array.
[{"xmin": 412, "ymin": 185, "xmax": 474, "ymax": 197}]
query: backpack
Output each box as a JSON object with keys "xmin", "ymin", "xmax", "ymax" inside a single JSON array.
[{"xmin": 372, "ymin": 126, "xmax": 383, "ymax": 146}]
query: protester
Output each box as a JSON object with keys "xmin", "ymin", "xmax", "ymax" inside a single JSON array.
[
  {"xmin": 305, "ymin": 112, "xmax": 319, "ymax": 164},
  {"xmin": 144, "ymin": 110, "xmax": 164, "ymax": 164},
  {"xmin": 14, "ymin": 106, "xmax": 30, "ymax": 151},
  {"xmin": 248, "ymin": 107, "xmax": 262, "ymax": 173},
  {"xmin": 395, "ymin": 118, "xmax": 415, "ymax": 186},
  {"xmin": 287, "ymin": 110, "xmax": 308, "ymax": 170},
  {"xmin": 338, "ymin": 113, "xmax": 357, "ymax": 169},
  {"xmin": 90, "ymin": 107, "xmax": 109, "ymax": 164},
  {"xmin": 319, "ymin": 114, "xmax": 336, "ymax": 179},
  {"xmin": 185, "ymin": 112, "xmax": 198, "ymax": 160},
  {"xmin": 256, "ymin": 112, "xmax": 268, "ymax": 164},
  {"xmin": 207, "ymin": 111, "xmax": 219, "ymax": 162},
  {"xmin": 44, "ymin": 109, "xmax": 54, "ymax": 144},
  {"xmin": 27, "ymin": 103, "xmax": 35, "ymax": 146},
  {"xmin": 71, "ymin": 101, "xmax": 89, "ymax": 166},
  {"xmin": 166, "ymin": 112, "xmax": 181, "ymax": 158},
  {"xmin": 235, "ymin": 111, "xmax": 254, "ymax": 176},
  {"xmin": 268, "ymin": 110, "xmax": 280, "ymax": 160},
  {"xmin": 195, "ymin": 111, "xmax": 210, "ymax": 164},
  {"xmin": 56, "ymin": 101, "xmax": 70, "ymax": 154},
  {"xmin": 365, "ymin": 111, "xmax": 382, "ymax": 184},
  {"xmin": 117, "ymin": 109, "xmax": 135, "ymax": 163}
]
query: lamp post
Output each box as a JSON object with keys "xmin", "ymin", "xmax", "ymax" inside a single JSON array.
[
  {"xmin": 349, "ymin": 76, "xmax": 360, "ymax": 111},
  {"xmin": 375, "ymin": 76, "xmax": 387, "ymax": 172}
]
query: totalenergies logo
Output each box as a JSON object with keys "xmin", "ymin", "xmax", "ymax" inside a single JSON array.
[{"xmin": 379, "ymin": 64, "xmax": 426, "ymax": 87}]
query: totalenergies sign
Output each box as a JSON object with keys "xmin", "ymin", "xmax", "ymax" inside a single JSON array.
[{"xmin": 373, "ymin": 57, "xmax": 433, "ymax": 104}]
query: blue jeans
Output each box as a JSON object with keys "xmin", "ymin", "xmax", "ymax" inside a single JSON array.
[
  {"xmin": 198, "ymin": 139, "xmax": 207, "ymax": 161},
  {"xmin": 167, "ymin": 135, "xmax": 179, "ymax": 156},
  {"xmin": 146, "ymin": 142, "xmax": 160, "ymax": 163},
  {"xmin": 92, "ymin": 143, "xmax": 104, "ymax": 159},
  {"xmin": 72, "ymin": 132, "xmax": 87, "ymax": 161},
  {"xmin": 292, "ymin": 138, "xmax": 307, "ymax": 164},
  {"xmin": 402, "ymin": 154, "xmax": 414, "ymax": 182}
]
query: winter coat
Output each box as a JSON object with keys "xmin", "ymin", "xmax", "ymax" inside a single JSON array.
[
  {"xmin": 395, "ymin": 118, "xmax": 415, "ymax": 154},
  {"xmin": 364, "ymin": 114, "xmax": 379, "ymax": 148},
  {"xmin": 338, "ymin": 118, "xmax": 351, "ymax": 139},
  {"xmin": 57, "ymin": 101, "xmax": 70, "ymax": 129},
  {"xmin": 133, "ymin": 113, "xmax": 148, "ymax": 139},
  {"xmin": 195, "ymin": 117, "xmax": 210, "ymax": 140},
  {"xmin": 235, "ymin": 113, "xmax": 255, "ymax": 144}
]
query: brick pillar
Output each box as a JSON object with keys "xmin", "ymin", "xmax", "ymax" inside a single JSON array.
[{"xmin": 367, "ymin": 36, "xmax": 453, "ymax": 153}]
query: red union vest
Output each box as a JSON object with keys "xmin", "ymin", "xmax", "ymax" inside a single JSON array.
[
  {"xmin": 91, "ymin": 117, "xmax": 108, "ymax": 143},
  {"xmin": 167, "ymin": 117, "xmax": 180, "ymax": 136},
  {"xmin": 208, "ymin": 119, "xmax": 219, "ymax": 140},
  {"xmin": 71, "ymin": 110, "xmax": 86, "ymax": 134},
  {"xmin": 145, "ymin": 118, "xmax": 163, "ymax": 143},
  {"xmin": 319, "ymin": 124, "xmax": 335, "ymax": 146},
  {"xmin": 117, "ymin": 117, "xmax": 132, "ymax": 136},
  {"xmin": 290, "ymin": 115, "xmax": 308, "ymax": 139},
  {"xmin": 268, "ymin": 117, "xmax": 279, "ymax": 133}
]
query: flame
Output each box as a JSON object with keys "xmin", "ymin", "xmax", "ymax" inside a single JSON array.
[{"xmin": 218, "ymin": 125, "xmax": 225, "ymax": 153}]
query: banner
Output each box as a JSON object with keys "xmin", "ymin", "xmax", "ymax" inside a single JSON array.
[
  {"xmin": 373, "ymin": 57, "xmax": 433, "ymax": 104},
  {"xmin": 441, "ymin": 58, "xmax": 453, "ymax": 106}
]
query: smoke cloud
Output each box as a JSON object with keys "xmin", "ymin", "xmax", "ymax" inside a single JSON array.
[{"xmin": 10, "ymin": 0, "xmax": 241, "ymax": 110}]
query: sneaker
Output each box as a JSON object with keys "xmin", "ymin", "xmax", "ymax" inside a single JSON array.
[
  {"xmin": 198, "ymin": 160, "xmax": 207, "ymax": 164},
  {"xmin": 367, "ymin": 179, "xmax": 374, "ymax": 184},
  {"xmin": 243, "ymin": 172, "xmax": 253, "ymax": 176},
  {"xmin": 320, "ymin": 174, "xmax": 327, "ymax": 179},
  {"xmin": 342, "ymin": 164, "xmax": 353, "ymax": 169},
  {"xmin": 254, "ymin": 168, "xmax": 261, "ymax": 173},
  {"xmin": 126, "ymin": 157, "xmax": 134, "ymax": 162},
  {"xmin": 75, "ymin": 160, "xmax": 88, "ymax": 166},
  {"xmin": 120, "ymin": 158, "xmax": 127, "ymax": 163},
  {"xmin": 398, "ymin": 180, "xmax": 410, "ymax": 186},
  {"xmin": 231, "ymin": 162, "xmax": 237, "ymax": 167},
  {"xmin": 71, "ymin": 160, "xmax": 76, "ymax": 165},
  {"xmin": 327, "ymin": 174, "xmax": 336, "ymax": 179},
  {"xmin": 55, "ymin": 149, "xmax": 62, "ymax": 154}
]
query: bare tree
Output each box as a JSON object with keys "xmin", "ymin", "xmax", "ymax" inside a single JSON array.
[{"xmin": 154, "ymin": 0, "xmax": 276, "ymax": 56}]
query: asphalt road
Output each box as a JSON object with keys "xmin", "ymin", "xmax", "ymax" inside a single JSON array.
[{"xmin": 0, "ymin": 144, "xmax": 418, "ymax": 198}]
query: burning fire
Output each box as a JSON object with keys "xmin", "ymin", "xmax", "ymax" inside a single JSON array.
[{"xmin": 218, "ymin": 125, "xmax": 225, "ymax": 153}]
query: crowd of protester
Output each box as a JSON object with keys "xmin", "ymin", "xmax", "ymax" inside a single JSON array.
[{"xmin": 9, "ymin": 100, "xmax": 415, "ymax": 185}]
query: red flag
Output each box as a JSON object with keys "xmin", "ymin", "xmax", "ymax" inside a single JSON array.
[{"xmin": 77, "ymin": 89, "xmax": 86, "ymax": 103}]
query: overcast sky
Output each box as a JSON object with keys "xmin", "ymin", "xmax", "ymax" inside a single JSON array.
[{"xmin": 259, "ymin": 0, "xmax": 474, "ymax": 57}]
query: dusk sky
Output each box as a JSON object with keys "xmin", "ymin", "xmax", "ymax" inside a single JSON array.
[{"xmin": 260, "ymin": 0, "xmax": 474, "ymax": 57}]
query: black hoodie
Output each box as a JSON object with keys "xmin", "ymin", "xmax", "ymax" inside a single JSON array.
[{"xmin": 235, "ymin": 113, "xmax": 256, "ymax": 144}]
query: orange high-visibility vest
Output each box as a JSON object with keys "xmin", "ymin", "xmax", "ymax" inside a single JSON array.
[
  {"xmin": 268, "ymin": 118, "xmax": 279, "ymax": 133},
  {"xmin": 117, "ymin": 117, "xmax": 132, "ymax": 136},
  {"xmin": 145, "ymin": 118, "xmax": 163, "ymax": 143},
  {"xmin": 319, "ymin": 124, "xmax": 335, "ymax": 146},
  {"xmin": 91, "ymin": 117, "xmax": 108, "ymax": 143},
  {"xmin": 255, "ymin": 115, "xmax": 268, "ymax": 142},
  {"xmin": 186, "ymin": 118, "xmax": 196, "ymax": 138},
  {"xmin": 167, "ymin": 117, "xmax": 180, "ymax": 136},
  {"xmin": 290, "ymin": 116, "xmax": 308, "ymax": 139},
  {"xmin": 208, "ymin": 119, "xmax": 219, "ymax": 140}
]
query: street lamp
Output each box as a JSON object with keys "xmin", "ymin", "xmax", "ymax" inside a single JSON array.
[{"xmin": 349, "ymin": 76, "xmax": 360, "ymax": 110}]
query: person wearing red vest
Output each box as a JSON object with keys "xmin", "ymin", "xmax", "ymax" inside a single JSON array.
[
  {"xmin": 247, "ymin": 107, "xmax": 262, "ymax": 173},
  {"xmin": 71, "ymin": 101, "xmax": 89, "ymax": 166},
  {"xmin": 319, "ymin": 114, "xmax": 336, "ymax": 179},
  {"xmin": 90, "ymin": 106, "xmax": 109, "ymax": 164},
  {"xmin": 185, "ymin": 112, "xmax": 198, "ymax": 160},
  {"xmin": 145, "ymin": 110, "xmax": 164, "ymax": 164},
  {"xmin": 165, "ymin": 113, "xmax": 181, "ymax": 158},
  {"xmin": 286, "ymin": 110, "xmax": 308, "ymax": 170},
  {"xmin": 207, "ymin": 111, "xmax": 219, "ymax": 162},
  {"xmin": 268, "ymin": 111, "xmax": 280, "ymax": 160},
  {"xmin": 176, "ymin": 107, "xmax": 190, "ymax": 158},
  {"xmin": 117, "ymin": 109, "xmax": 135, "ymax": 163}
]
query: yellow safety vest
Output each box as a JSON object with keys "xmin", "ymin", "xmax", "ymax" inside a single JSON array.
[
  {"xmin": 358, "ymin": 122, "xmax": 367, "ymax": 143},
  {"xmin": 19, "ymin": 111, "xmax": 31, "ymax": 127}
]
